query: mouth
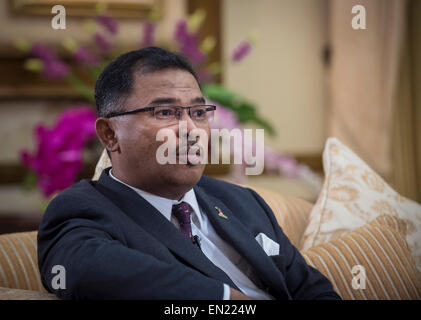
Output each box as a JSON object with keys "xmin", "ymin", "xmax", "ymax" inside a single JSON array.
[{"xmin": 176, "ymin": 145, "xmax": 204, "ymax": 166}]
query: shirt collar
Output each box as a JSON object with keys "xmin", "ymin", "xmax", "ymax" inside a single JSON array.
[{"xmin": 109, "ymin": 168, "xmax": 203, "ymax": 228}]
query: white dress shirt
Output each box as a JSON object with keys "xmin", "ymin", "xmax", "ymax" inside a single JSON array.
[{"xmin": 109, "ymin": 169, "xmax": 273, "ymax": 300}]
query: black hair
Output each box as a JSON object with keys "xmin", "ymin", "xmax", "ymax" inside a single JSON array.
[{"xmin": 95, "ymin": 46, "xmax": 199, "ymax": 118}]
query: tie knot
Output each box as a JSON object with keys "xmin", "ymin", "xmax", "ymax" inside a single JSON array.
[{"xmin": 172, "ymin": 201, "xmax": 193, "ymax": 225}]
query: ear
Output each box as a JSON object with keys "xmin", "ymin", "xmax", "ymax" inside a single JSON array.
[{"xmin": 95, "ymin": 118, "xmax": 120, "ymax": 153}]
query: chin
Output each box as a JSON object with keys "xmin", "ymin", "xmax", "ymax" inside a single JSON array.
[{"xmin": 172, "ymin": 163, "xmax": 205, "ymax": 185}]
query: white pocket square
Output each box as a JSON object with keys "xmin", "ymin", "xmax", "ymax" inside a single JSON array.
[{"xmin": 255, "ymin": 233, "xmax": 280, "ymax": 256}]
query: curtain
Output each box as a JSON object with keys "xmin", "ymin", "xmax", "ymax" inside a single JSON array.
[
  {"xmin": 408, "ymin": 0, "xmax": 421, "ymax": 202},
  {"xmin": 327, "ymin": 0, "xmax": 419, "ymax": 200},
  {"xmin": 390, "ymin": 37, "xmax": 418, "ymax": 201}
]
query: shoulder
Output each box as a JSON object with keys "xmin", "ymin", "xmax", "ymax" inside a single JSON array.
[
  {"xmin": 42, "ymin": 179, "xmax": 105, "ymax": 224},
  {"xmin": 39, "ymin": 178, "xmax": 120, "ymax": 242},
  {"xmin": 197, "ymin": 175, "xmax": 251, "ymax": 195},
  {"xmin": 196, "ymin": 176, "xmax": 280, "ymax": 234},
  {"xmin": 196, "ymin": 175, "xmax": 265, "ymax": 207},
  {"xmin": 48, "ymin": 179, "xmax": 98, "ymax": 207}
]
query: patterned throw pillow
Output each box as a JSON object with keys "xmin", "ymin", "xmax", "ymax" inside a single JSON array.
[
  {"xmin": 301, "ymin": 215, "xmax": 421, "ymax": 300},
  {"xmin": 301, "ymin": 137, "xmax": 421, "ymax": 272}
]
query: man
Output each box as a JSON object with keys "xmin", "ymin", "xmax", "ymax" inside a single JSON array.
[{"xmin": 38, "ymin": 47, "xmax": 341, "ymax": 300}]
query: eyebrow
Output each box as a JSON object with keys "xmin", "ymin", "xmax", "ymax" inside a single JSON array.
[{"xmin": 149, "ymin": 96, "xmax": 206, "ymax": 105}]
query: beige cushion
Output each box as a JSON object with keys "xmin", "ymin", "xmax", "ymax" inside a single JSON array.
[
  {"xmin": 301, "ymin": 137, "xmax": 421, "ymax": 272},
  {"xmin": 0, "ymin": 231, "xmax": 46, "ymax": 292},
  {"xmin": 0, "ymin": 287, "xmax": 57, "ymax": 300},
  {"xmin": 301, "ymin": 215, "xmax": 421, "ymax": 300},
  {"xmin": 93, "ymin": 149, "xmax": 111, "ymax": 181}
]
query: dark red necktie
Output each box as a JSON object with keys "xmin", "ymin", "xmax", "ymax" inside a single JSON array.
[{"xmin": 172, "ymin": 202, "xmax": 195, "ymax": 244}]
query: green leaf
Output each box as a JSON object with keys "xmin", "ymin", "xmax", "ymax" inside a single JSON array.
[
  {"xmin": 66, "ymin": 74, "xmax": 95, "ymax": 103},
  {"xmin": 24, "ymin": 59, "xmax": 43, "ymax": 72},
  {"xmin": 21, "ymin": 171, "xmax": 37, "ymax": 192},
  {"xmin": 87, "ymin": 60, "xmax": 109, "ymax": 83},
  {"xmin": 202, "ymin": 84, "xmax": 275, "ymax": 135}
]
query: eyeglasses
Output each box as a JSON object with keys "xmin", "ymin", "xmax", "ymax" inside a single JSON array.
[{"xmin": 105, "ymin": 105, "xmax": 216, "ymax": 123}]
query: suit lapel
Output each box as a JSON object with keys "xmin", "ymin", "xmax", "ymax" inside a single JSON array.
[
  {"xmin": 96, "ymin": 169, "xmax": 239, "ymax": 289},
  {"xmin": 194, "ymin": 184, "xmax": 291, "ymax": 299}
]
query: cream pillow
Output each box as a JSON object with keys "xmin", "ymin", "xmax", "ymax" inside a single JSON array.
[
  {"xmin": 301, "ymin": 137, "xmax": 421, "ymax": 272},
  {"xmin": 301, "ymin": 215, "xmax": 421, "ymax": 300}
]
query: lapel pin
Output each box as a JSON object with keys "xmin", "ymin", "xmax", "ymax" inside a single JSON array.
[{"xmin": 214, "ymin": 206, "xmax": 228, "ymax": 219}]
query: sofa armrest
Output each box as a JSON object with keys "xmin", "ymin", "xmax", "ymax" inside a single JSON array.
[
  {"xmin": 0, "ymin": 287, "xmax": 58, "ymax": 300},
  {"xmin": 248, "ymin": 186, "xmax": 314, "ymax": 249}
]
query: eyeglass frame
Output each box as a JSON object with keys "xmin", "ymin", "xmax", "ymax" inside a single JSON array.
[{"xmin": 105, "ymin": 104, "xmax": 217, "ymax": 122}]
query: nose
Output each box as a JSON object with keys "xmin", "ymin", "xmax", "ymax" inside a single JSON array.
[{"xmin": 178, "ymin": 108, "xmax": 198, "ymax": 132}]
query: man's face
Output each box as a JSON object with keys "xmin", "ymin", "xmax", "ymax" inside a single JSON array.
[{"xmin": 109, "ymin": 68, "xmax": 209, "ymax": 198}]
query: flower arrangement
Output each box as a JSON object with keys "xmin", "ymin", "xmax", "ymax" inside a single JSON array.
[
  {"xmin": 18, "ymin": 6, "xmax": 321, "ymax": 198},
  {"xmin": 21, "ymin": 107, "xmax": 97, "ymax": 197}
]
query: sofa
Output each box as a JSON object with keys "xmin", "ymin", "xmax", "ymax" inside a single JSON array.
[{"xmin": 0, "ymin": 148, "xmax": 419, "ymax": 300}]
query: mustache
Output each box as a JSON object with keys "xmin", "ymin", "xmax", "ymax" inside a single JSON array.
[{"xmin": 176, "ymin": 140, "xmax": 205, "ymax": 156}]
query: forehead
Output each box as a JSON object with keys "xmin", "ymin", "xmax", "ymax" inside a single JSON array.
[{"xmin": 128, "ymin": 69, "xmax": 202, "ymax": 105}]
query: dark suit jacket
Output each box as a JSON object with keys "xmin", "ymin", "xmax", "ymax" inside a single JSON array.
[{"xmin": 37, "ymin": 168, "xmax": 341, "ymax": 300}]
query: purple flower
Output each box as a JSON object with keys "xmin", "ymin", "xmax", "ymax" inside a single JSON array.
[
  {"xmin": 209, "ymin": 102, "xmax": 240, "ymax": 131},
  {"xmin": 30, "ymin": 43, "xmax": 56, "ymax": 62},
  {"xmin": 174, "ymin": 20, "xmax": 189, "ymax": 43},
  {"xmin": 182, "ymin": 44, "xmax": 205, "ymax": 64},
  {"xmin": 142, "ymin": 22, "xmax": 156, "ymax": 47},
  {"xmin": 94, "ymin": 32, "xmax": 112, "ymax": 52},
  {"xmin": 208, "ymin": 102, "xmax": 302, "ymax": 179},
  {"xmin": 232, "ymin": 41, "xmax": 252, "ymax": 62},
  {"xmin": 29, "ymin": 43, "xmax": 70, "ymax": 79},
  {"xmin": 278, "ymin": 157, "xmax": 300, "ymax": 178},
  {"xmin": 96, "ymin": 14, "xmax": 119, "ymax": 35},
  {"xmin": 20, "ymin": 106, "xmax": 97, "ymax": 198},
  {"xmin": 174, "ymin": 20, "xmax": 205, "ymax": 64},
  {"xmin": 197, "ymin": 68, "xmax": 212, "ymax": 83},
  {"xmin": 42, "ymin": 59, "xmax": 70, "ymax": 79},
  {"xmin": 73, "ymin": 47, "xmax": 99, "ymax": 66},
  {"xmin": 264, "ymin": 147, "xmax": 300, "ymax": 178}
]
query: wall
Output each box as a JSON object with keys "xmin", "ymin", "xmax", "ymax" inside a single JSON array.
[
  {"xmin": 410, "ymin": 0, "xmax": 421, "ymax": 201},
  {"xmin": 222, "ymin": 0, "xmax": 328, "ymax": 154}
]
